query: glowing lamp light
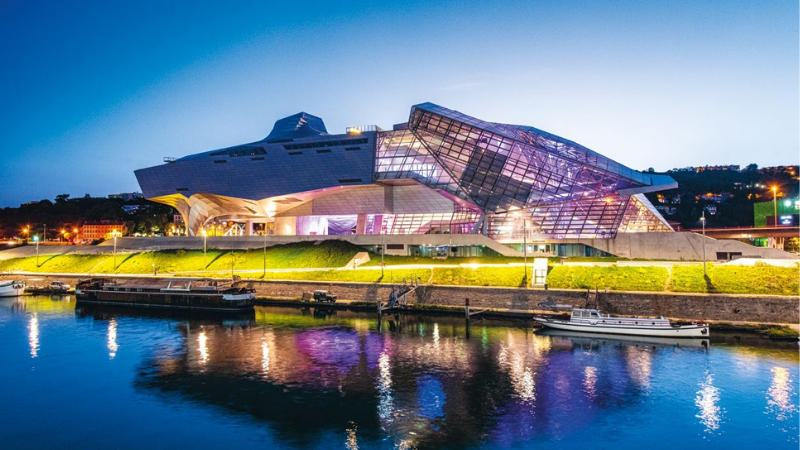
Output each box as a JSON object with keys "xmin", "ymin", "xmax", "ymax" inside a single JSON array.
[{"xmin": 784, "ymin": 200, "xmax": 791, "ymax": 207}]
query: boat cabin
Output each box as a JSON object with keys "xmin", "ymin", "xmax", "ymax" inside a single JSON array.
[{"xmin": 571, "ymin": 308, "xmax": 605, "ymax": 319}]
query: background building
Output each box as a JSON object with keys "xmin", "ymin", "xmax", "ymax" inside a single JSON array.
[{"xmin": 79, "ymin": 221, "xmax": 124, "ymax": 242}]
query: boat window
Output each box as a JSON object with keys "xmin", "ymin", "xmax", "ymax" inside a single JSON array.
[{"xmin": 590, "ymin": 312, "xmax": 600, "ymax": 318}]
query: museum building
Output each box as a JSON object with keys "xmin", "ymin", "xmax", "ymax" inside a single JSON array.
[{"xmin": 135, "ymin": 103, "xmax": 676, "ymax": 253}]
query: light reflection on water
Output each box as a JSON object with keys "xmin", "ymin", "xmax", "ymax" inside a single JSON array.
[
  {"xmin": 107, "ymin": 318, "xmax": 118, "ymax": 359},
  {"xmin": 767, "ymin": 367, "xmax": 797, "ymax": 423},
  {"xmin": 28, "ymin": 313, "xmax": 39, "ymax": 358},
  {"xmin": 0, "ymin": 296, "xmax": 798, "ymax": 450},
  {"xmin": 695, "ymin": 370, "xmax": 723, "ymax": 433}
]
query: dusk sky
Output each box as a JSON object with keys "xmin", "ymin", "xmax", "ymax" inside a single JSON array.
[{"xmin": 0, "ymin": 0, "xmax": 797, "ymax": 207}]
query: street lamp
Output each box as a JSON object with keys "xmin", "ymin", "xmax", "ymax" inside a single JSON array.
[
  {"xmin": 202, "ymin": 229, "xmax": 208, "ymax": 268},
  {"xmin": 700, "ymin": 211, "xmax": 707, "ymax": 277},
  {"xmin": 263, "ymin": 225, "xmax": 267, "ymax": 277},
  {"xmin": 112, "ymin": 229, "xmax": 118, "ymax": 270},
  {"xmin": 33, "ymin": 235, "xmax": 39, "ymax": 267},
  {"xmin": 513, "ymin": 209, "xmax": 528, "ymax": 286},
  {"xmin": 771, "ymin": 186, "xmax": 778, "ymax": 226},
  {"xmin": 522, "ymin": 214, "xmax": 527, "ymax": 286}
]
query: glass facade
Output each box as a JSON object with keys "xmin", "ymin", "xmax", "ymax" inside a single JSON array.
[{"xmin": 375, "ymin": 103, "xmax": 673, "ymax": 239}]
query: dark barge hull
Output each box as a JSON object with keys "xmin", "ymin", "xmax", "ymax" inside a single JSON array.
[
  {"xmin": 25, "ymin": 288, "xmax": 74, "ymax": 295},
  {"xmin": 76, "ymin": 290, "xmax": 254, "ymax": 312}
]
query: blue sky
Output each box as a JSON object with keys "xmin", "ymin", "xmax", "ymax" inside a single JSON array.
[{"xmin": 0, "ymin": 0, "xmax": 797, "ymax": 206}]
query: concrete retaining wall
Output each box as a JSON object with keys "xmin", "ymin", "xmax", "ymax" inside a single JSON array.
[
  {"xmin": 3, "ymin": 274, "xmax": 796, "ymax": 324},
  {"xmin": 251, "ymin": 281, "xmax": 797, "ymax": 324}
]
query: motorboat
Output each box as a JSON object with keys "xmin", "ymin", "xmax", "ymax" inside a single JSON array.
[
  {"xmin": 0, "ymin": 280, "xmax": 26, "ymax": 297},
  {"xmin": 534, "ymin": 307, "xmax": 710, "ymax": 338}
]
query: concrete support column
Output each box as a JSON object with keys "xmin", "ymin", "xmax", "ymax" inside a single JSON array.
[
  {"xmin": 247, "ymin": 220, "xmax": 254, "ymax": 236},
  {"xmin": 275, "ymin": 217, "xmax": 296, "ymax": 236},
  {"xmin": 356, "ymin": 214, "xmax": 367, "ymax": 235}
]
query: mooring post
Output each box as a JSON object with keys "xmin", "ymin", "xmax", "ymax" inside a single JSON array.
[{"xmin": 465, "ymin": 298, "xmax": 470, "ymax": 320}]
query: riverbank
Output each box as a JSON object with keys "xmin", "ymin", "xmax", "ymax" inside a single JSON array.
[{"xmin": 3, "ymin": 273, "xmax": 797, "ymax": 334}]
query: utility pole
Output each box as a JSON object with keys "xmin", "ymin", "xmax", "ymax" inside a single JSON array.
[
  {"xmin": 701, "ymin": 210, "xmax": 707, "ymax": 277},
  {"xmin": 772, "ymin": 186, "xmax": 778, "ymax": 227},
  {"xmin": 263, "ymin": 225, "xmax": 267, "ymax": 277},
  {"xmin": 523, "ymin": 217, "xmax": 528, "ymax": 286}
]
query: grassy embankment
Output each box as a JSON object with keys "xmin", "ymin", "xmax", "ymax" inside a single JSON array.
[
  {"xmin": 669, "ymin": 264, "xmax": 800, "ymax": 296},
  {"xmin": 1, "ymin": 241, "xmax": 797, "ymax": 295}
]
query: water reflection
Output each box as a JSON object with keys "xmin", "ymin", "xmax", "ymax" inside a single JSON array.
[
  {"xmin": 377, "ymin": 351, "xmax": 393, "ymax": 423},
  {"xmin": 695, "ymin": 370, "xmax": 723, "ymax": 433},
  {"xmin": 107, "ymin": 318, "xmax": 118, "ymax": 359},
  {"xmin": 625, "ymin": 346, "xmax": 652, "ymax": 390},
  {"xmin": 767, "ymin": 367, "xmax": 796, "ymax": 422},
  {"xmin": 28, "ymin": 313, "xmax": 39, "ymax": 358},
  {"xmin": 345, "ymin": 421, "xmax": 358, "ymax": 450},
  {"xmin": 584, "ymin": 366, "xmax": 598, "ymax": 400},
  {"xmin": 129, "ymin": 308, "xmax": 736, "ymax": 449},
  {"xmin": 8, "ymin": 299, "xmax": 794, "ymax": 449},
  {"xmin": 197, "ymin": 330, "xmax": 209, "ymax": 365}
]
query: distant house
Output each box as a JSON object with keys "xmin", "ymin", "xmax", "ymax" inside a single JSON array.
[{"xmin": 79, "ymin": 221, "xmax": 125, "ymax": 241}]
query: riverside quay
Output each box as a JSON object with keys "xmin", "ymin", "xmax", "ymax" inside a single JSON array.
[{"xmin": 134, "ymin": 103, "xmax": 791, "ymax": 260}]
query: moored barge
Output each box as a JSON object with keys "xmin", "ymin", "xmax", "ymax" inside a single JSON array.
[{"xmin": 75, "ymin": 278, "xmax": 255, "ymax": 312}]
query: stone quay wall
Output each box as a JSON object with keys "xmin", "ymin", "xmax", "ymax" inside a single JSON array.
[
  {"xmin": 242, "ymin": 280, "xmax": 798, "ymax": 324},
  {"xmin": 3, "ymin": 274, "xmax": 796, "ymax": 324}
]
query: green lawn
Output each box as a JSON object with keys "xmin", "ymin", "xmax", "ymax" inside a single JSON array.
[
  {"xmin": 546, "ymin": 265, "xmax": 670, "ymax": 291},
  {"xmin": 2, "ymin": 242, "xmax": 796, "ymax": 296},
  {"xmin": 0, "ymin": 241, "xmax": 363, "ymax": 274},
  {"xmin": 431, "ymin": 266, "xmax": 532, "ymax": 287},
  {"xmin": 670, "ymin": 265, "xmax": 800, "ymax": 296},
  {"xmin": 260, "ymin": 268, "xmax": 432, "ymax": 284}
]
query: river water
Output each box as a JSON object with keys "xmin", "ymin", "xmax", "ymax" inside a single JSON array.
[{"xmin": 0, "ymin": 296, "xmax": 797, "ymax": 450}]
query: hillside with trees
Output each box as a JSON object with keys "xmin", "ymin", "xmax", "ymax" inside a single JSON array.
[{"xmin": 643, "ymin": 164, "xmax": 799, "ymax": 229}]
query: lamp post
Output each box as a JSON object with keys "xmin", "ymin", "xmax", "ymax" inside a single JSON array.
[
  {"xmin": 700, "ymin": 211, "xmax": 707, "ymax": 277},
  {"xmin": 33, "ymin": 236, "xmax": 39, "ymax": 267},
  {"xmin": 112, "ymin": 229, "xmax": 118, "ymax": 270},
  {"xmin": 513, "ymin": 210, "xmax": 528, "ymax": 286},
  {"xmin": 202, "ymin": 229, "xmax": 208, "ymax": 268},
  {"xmin": 772, "ymin": 186, "xmax": 778, "ymax": 226},
  {"xmin": 263, "ymin": 225, "xmax": 267, "ymax": 277},
  {"xmin": 523, "ymin": 215, "xmax": 528, "ymax": 286}
]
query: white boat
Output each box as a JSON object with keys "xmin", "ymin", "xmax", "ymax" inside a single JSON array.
[
  {"xmin": 0, "ymin": 280, "xmax": 26, "ymax": 297},
  {"xmin": 534, "ymin": 308, "xmax": 710, "ymax": 338}
]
